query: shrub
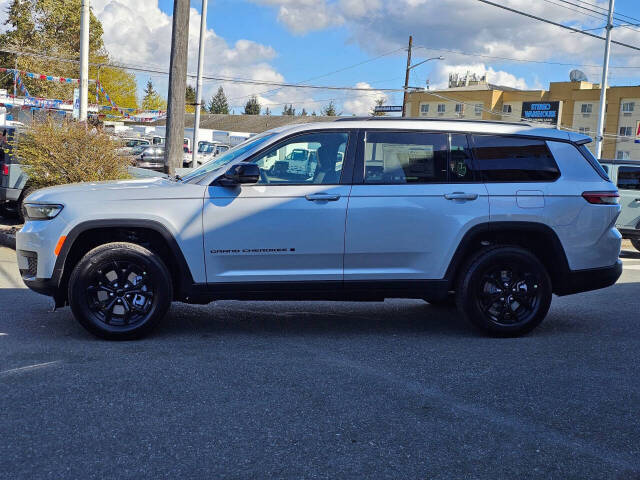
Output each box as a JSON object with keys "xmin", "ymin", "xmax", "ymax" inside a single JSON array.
[{"xmin": 14, "ymin": 119, "xmax": 131, "ymax": 189}]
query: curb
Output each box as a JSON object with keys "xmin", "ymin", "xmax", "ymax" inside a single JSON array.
[{"xmin": 0, "ymin": 231, "xmax": 16, "ymax": 250}]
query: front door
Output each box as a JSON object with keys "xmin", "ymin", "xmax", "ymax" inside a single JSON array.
[
  {"xmin": 615, "ymin": 165, "xmax": 640, "ymax": 231},
  {"xmin": 345, "ymin": 131, "xmax": 489, "ymax": 281},
  {"xmin": 203, "ymin": 131, "xmax": 353, "ymax": 284}
]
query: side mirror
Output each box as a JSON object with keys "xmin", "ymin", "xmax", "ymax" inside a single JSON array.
[{"xmin": 218, "ymin": 163, "xmax": 260, "ymax": 186}]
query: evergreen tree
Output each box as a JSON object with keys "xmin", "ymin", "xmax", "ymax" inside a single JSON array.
[
  {"xmin": 185, "ymin": 85, "xmax": 196, "ymax": 112},
  {"xmin": 244, "ymin": 95, "xmax": 261, "ymax": 115},
  {"xmin": 208, "ymin": 86, "xmax": 230, "ymax": 114},
  {"xmin": 321, "ymin": 100, "xmax": 339, "ymax": 116},
  {"xmin": 283, "ymin": 104, "xmax": 295, "ymax": 116},
  {"xmin": 370, "ymin": 97, "xmax": 387, "ymax": 116},
  {"xmin": 300, "ymin": 108, "xmax": 308, "ymax": 116},
  {"xmin": 264, "ymin": 107, "xmax": 271, "ymax": 116},
  {"xmin": 142, "ymin": 80, "xmax": 166, "ymax": 111}
]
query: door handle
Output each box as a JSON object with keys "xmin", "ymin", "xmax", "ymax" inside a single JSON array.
[
  {"xmin": 444, "ymin": 192, "xmax": 479, "ymax": 201},
  {"xmin": 305, "ymin": 193, "xmax": 341, "ymax": 202}
]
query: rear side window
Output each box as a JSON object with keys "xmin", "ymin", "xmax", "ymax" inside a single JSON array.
[
  {"xmin": 471, "ymin": 135, "xmax": 560, "ymax": 182},
  {"xmin": 363, "ymin": 131, "xmax": 448, "ymax": 184},
  {"xmin": 617, "ymin": 166, "xmax": 640, "ymax": 190}
]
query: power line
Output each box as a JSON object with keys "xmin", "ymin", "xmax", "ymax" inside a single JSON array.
[
  {"xmin": 551, "ymin": 0, "xmax": 640, "ymax": 33},
  {"xmin": 474, "ymin": 0, "xmax": 640, "ymax": 51},
  {"xmin": 562, "ymin": 0, "xmax": 640, "ymax": 24}
]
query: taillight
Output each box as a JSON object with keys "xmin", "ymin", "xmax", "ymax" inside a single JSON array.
[
  {"xmin": 1, "ymin": 164, "xmax": 8, "ymax": 176},
  {"xmin": 582, "ymin": 191, "xmax": 620, "ymax": 204}
]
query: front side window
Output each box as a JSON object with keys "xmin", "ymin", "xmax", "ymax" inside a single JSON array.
[
  {"xmin": 250, "ymin": 132, "xmax": 348, "ymax": 185},
  {"xmin": 363, "ymin": 131, "xmax": 448, "ymax": 184},
  {"xmin": 471, "ymin": 135, "xmax": 560, "ymax": 182},
  {"xmin": 617, "ymin": 166, "xmax": 640, "ymax": 190},
  {"xmin": 449, "ymin": 134, "xmax": 476, "ymax": 182}
]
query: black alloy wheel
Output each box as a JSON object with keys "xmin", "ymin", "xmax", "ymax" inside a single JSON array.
[
  {"xmin": 68, "ymin": 242, "xmax": 172, "ymax": 340},
  {"xmin": 456, "ymin": 246, "xmax": 552, "ymax": 337}
]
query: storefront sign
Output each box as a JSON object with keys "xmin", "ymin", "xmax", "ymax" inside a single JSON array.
[{"xmin": 521, "ymin": 101, "xmax": 562, "ymax": 125}]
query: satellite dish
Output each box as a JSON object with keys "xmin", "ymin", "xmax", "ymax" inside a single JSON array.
[{"xmin": 570, "ymin": 69, "xmax": 588, "ymax": 82}]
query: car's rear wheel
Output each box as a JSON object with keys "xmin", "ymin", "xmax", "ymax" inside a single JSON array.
[
  {"xmin": 631, "ymin": 237, "xmax": 640, "ymax": 252},
  {"xmin": 68, "ymin": 242, "xmax": 172, "ymax": 340},
  {"xmin": 456, "ymin": 246, "xmax": 552, "ymax": 337}
]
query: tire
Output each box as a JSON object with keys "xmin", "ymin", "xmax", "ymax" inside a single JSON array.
[
  {"xmin": 68, "ymin": 242, "xmax": 173, "ymax": 340},
  {"xmin": 455, "ymin": 246, "xmax": 552, "ymax": 337},
  {"xmin": 631, "ymin": 238, "xmax": 640, "ymax": 252}
]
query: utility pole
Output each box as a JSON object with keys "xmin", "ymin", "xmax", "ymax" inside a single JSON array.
[
  {"xmin": 165, "ymin": 0, "xmax": 191, "ymax": 176},
  {"xmin": 402, "ymin": 35, "xmax": 413, "ymax": 117},
  {"xmin": 595, "ymin": 0, "xmax": 615, "ymax": 160},
  {"xmin": 191, "ymin": 0, "xmax": 208, "ymax": 168},
  {"xmin": 79, "ymin": 0, "xmax": 90, "ymax": 122}
]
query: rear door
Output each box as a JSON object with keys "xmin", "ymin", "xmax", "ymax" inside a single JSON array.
[
  {"xmin": 344, "ymin": 130, "xmax": 489, "ymax": 281},
  {"xmin": 616, "ymin": 165, "xmax": 640, "ymax": 231}
]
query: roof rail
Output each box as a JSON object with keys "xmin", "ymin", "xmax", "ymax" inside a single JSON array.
[{"xmin": 333, "ymin": 117, "xmax": 532, "ymax": 127}]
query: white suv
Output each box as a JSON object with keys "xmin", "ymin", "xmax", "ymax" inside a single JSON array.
[{"xmin": 16, "ymin": 119, "xmax": 622, "ymax": 339}]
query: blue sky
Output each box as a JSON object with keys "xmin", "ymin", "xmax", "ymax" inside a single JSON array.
[{"xmin": 94, "ymin": 0, "xmax": 640, "ymax": 115}]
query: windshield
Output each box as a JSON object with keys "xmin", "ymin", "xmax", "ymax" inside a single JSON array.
[
  {"xmin": 180, "ymin": 132, "xmax": 277, "ymax": 183},
  {"xmin": 199, "ymin": 143, "xmax": 216, "ymax": 154}
]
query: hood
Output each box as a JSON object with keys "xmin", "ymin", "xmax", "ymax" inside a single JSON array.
[{"xmin": 25, "ymin": 176, "xmax": 201, "ymax": 204}]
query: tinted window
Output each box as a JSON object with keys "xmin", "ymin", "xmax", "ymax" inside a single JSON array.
[
  {"xmin": 251, "ymin": 132, "xmax": 348, "ymax": 185},
  {"xmin": 471, "ymin": 135, "xmax": 560, "ymax": 182},
  {"xmin": 449, "ymin": 134, "xmax": 476, "ymax": 182},
  {"xmin": 617, "ymin": 166, "xmax": 640, "ymax": 190},
  {"xmin": 363, "ymin": 132, "xmax": 448, "ymax": 184}
]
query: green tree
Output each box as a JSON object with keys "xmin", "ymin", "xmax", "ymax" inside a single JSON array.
[
  {"xmin": 321, "ymin": 100, "xmax": 339, "ymax": 116},
  {"xmin": 208, "ymin": 86, "xmax": 229, "ymax": 114},
  {"xmin": 370, "ymin": 97, "xmax": 387, "ymax": 116},
  {"xmin": 264, "ymin": 106, "xmax": 271, "ymax": 116},
  {"xmin": 141, "ymin": 80, "xmax": 166, "ymax": 111},
  {"xmin": 283, "ymin": 104, "xmax": 295, "ymax": 116},
  {"xmin": 244, "ymin": 95, "xmax": 261, "ymax": 115},
  {"xmin": 299, "ymin": 108, "xmax": 308, "ymax": 116},
  {"xmin": 0, "ymin": 0, "xmax": 137, "ymax": 108},
  {"xmin": 185, "ymin": 84, "xmax": 196, "ymax": 113}
]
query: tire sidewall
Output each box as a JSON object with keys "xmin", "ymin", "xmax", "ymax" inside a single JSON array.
[
  {"xmin": 68, "ymin": 244, "xmax": 172, "ymax": 340},
  {"xmin": 457, "ymin": 247, "xmax": 552, "ymax": 337}
]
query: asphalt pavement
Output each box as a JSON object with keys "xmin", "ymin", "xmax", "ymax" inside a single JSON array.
[{"xmin": 1, "ymin": 245, "xmax": 640, "ymax": 480}]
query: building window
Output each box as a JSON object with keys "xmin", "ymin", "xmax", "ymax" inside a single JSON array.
[
  {"xmin": 474, "ymin": 104, "xmax": 483, "ymax": 116},
  {"xmin": 617, "ymin": 151, "xmax": 631, "ymax": 160},
  {"xmin": 437, "ymin": 104, "xmax": 446, "ymax": 113},
  {"xmin": 579, "ymin": 127, "xmax": 590, "ymax": 134},
  {"xmin": 581, "ymin": 104, "xmax": 593, "ymax": 114},
  {"xmin": 502, "ymin": 104, "xmax": 512, "ymax": 114},
  {"xmin": 455, "ymin": 103, "xmax": 464, "ymax": 114},
  {"xmin": 622, "ymin": 102, "xmax": 635, "ymax": 113},
  {"xmin": 619, "ymin": 126, "xmax": 633, "ymax": 136},
  {"xmin": 420, "ymin": 104, "xmax": 429, "ymax": 115}
]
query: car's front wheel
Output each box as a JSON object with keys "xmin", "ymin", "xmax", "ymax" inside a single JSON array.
[
  {"xmin": 68, "ymin": 242, "xmax": 172, "ymax": 340},
  {"xmin": 456, "ymin": 246, "xmax": 552, "ymax": 337}
]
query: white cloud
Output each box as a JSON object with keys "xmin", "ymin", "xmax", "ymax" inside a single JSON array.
[
  {"xmin": 342, "ymin": 82, "xmax": 388, "ymax": 115},
  {"xmin": 251, "ymin": 0, "xmax": 344, "ymax": 34}
]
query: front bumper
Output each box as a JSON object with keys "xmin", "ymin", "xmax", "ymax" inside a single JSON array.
[{"xmin": 554, "ymin": 260, "xmax": 623, "ymax": 296}]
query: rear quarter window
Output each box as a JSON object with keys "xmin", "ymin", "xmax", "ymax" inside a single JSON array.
[{"xmin": 471, "ymin": 135, "xmax": 560, "ymax": 182}]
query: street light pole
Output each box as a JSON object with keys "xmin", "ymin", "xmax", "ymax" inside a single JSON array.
[
  {"xmin": 191, "ymin": 0, "xmax": 208, "ymax": 169},
  {"xmin": 595, "ymin": 0, "xmax": 615, "ymax": 160},
  {"xmin": 79, "ymin": 0, "xmax": 90, "ymax": 122}
]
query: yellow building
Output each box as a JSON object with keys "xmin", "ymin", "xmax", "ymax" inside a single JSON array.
[{"xmin": 405, "ymin": 80, "xmax": 640, "ymax": 159}]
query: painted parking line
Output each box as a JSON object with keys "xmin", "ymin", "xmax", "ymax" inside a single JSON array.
[{"xmin": 0, "ymin": 361, "xmax": 62, "ymax": 377}]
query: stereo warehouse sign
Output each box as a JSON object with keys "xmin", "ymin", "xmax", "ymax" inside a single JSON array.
[{"xmin": 521, "ymin": 101, "xmax": 563, "ymax": 126}]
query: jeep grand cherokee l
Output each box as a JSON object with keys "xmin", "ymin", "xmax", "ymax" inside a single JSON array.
[{"xmin": 16, "ymin": 118, "xmax": 622, "ymax": 339}]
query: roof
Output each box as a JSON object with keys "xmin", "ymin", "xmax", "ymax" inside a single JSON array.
[{"xmin": 265, "ymin": 117, "xmax": 587, "ymax": 143}]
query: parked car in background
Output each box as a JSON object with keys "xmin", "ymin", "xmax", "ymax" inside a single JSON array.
[
  {"xmin": 0, "ymin": 125, "xmax": 31, "ymax": 221},
  {"xmin": 116, "ymin": 138, "xmax": 150, "ymax": 156},
  {"xmin": 600, "ymin": 159, "xmax": 640, "ymax": 251},
  {"xmin": 136, "ymin": 145, "xmax": 165, "ymax": 172},
  {"xmin": 16, "ymin": 118, "xmax": 622, "ymax": 339}
]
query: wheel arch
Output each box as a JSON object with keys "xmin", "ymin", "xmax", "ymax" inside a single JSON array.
[
  {"xmin": 445, "ymin": 222, "xmax": 571, "ymax": 294},
  {"xmin": 53, "ymin": 219, "xmax": 195, "ymax": 306}
]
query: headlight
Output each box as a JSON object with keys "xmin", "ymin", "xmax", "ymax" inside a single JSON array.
[{"xmin": 23, "ymin": 203, "xmax": 64, "ymax": 220}]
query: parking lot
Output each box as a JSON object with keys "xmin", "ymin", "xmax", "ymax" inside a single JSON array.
[{"xmin": 1, "ymin": 244, "xmax": 640, "ymax": 479}]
